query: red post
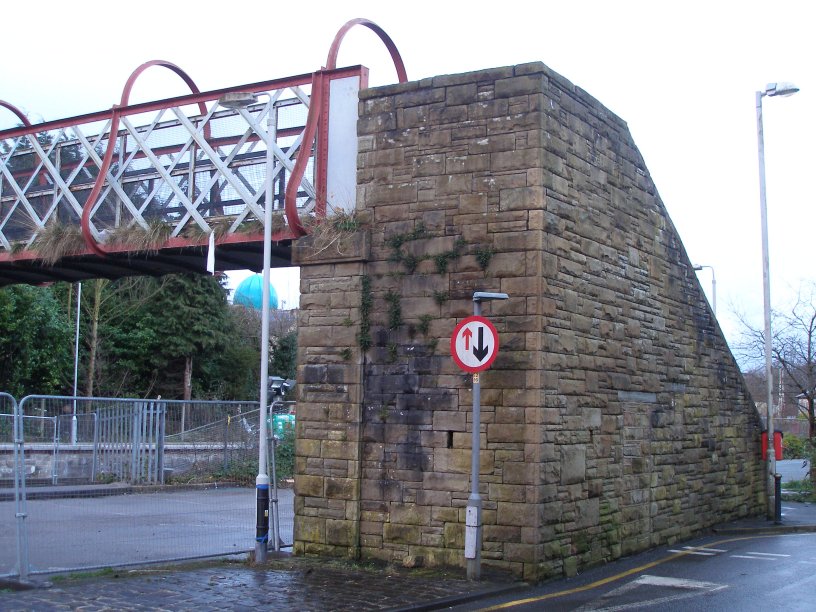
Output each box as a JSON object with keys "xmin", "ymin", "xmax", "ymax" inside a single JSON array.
[
  {"xmin": 761, "ymin": 430, "xmax": 784, "ymax": 461},
  {"xmin": 773, "ymin": 431, "xmax": 783, "ymax": 461}
]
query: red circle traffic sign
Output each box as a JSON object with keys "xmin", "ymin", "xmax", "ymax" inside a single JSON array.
[{"xmin": 450, "ymin": 315, "xmax": 500, "ymax": 373}]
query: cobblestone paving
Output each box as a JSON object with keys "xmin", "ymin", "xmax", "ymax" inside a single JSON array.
[{"xmin": 0, "ymin": 559, "xmax": 512, "ymax": 611}]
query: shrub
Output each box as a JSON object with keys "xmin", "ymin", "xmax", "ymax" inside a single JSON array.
[
  {"xmin": 274, "ymin": 426, "xmax": 295, "ymax": 481},
  {"xmin": 783, "ymin": 434, "xmax": 810, "ymax": 459}
]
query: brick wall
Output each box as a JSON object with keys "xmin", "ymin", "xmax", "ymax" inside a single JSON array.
[{"xmin": 294, "ymin": 62, "xmax": 764, "ymax": 580}]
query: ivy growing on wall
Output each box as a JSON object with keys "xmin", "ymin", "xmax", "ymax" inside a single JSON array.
[
  {"xmin": 385, "ymin": 290, "xmax": 403, "ymax": 330},
  {"xmin": 475, "ymin": 245, "xmax": 494, "ymax": 271},
  {"xmin": 352, "ymin": 222, "xmax": 495, "ymax": 362},
  {"xmin": 357, "ymin": 275, "xmax": 373, "ymax": 351}
]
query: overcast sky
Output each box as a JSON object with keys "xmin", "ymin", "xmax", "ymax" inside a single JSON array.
[{"xmin": 2, "ymin": 1, "xmax": 812, "ymax": 353}]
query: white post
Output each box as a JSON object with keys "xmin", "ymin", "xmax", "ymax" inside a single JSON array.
[
  {"xmin": 255, "ymin": 98, "xmax": 275, "ymax": 562},
  {"xmin": 754, "ymin": 82, "xmax": 798, "ymax": 520},
  {"xmin": 72, "ymin": 282, "xmax": 81, "ymax": 445}
]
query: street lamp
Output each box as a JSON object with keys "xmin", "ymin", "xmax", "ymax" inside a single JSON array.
[
  {"xmin": 756, "ymin": 81, "xmax": 799, "ymax": 521},
  {"xmin": 218, "ymin": 91, "xmax": 276, "ymax": 561},
  {"xmin": 692, "ymin": 264, "xmax": 716, "ymax": 316}
]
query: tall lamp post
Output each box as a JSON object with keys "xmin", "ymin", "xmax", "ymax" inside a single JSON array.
[
  {"xmin": 219, "ymin": 91, "xmax": 276, "ymax": 561},
  {"xmin": 692, "ymin": 264, "xmax": 716, "ymax": 316},
  {"xmin": 756, "ymin": 81, "xmax": 799, "ymax": 520}
]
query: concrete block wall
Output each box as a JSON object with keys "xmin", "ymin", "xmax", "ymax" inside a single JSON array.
[{"xmin": 293, "ymin": 62, "xmax": 764, "ymax": 580}]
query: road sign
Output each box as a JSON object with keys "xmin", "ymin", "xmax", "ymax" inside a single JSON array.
[{"xmin": 451, "ymin": 315, "xmax": 499, "ymax": 373}]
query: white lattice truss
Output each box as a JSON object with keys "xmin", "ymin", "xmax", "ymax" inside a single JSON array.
[{"xmin": 0, "ymin": 68, "xmax": 365, "ymax": 255}]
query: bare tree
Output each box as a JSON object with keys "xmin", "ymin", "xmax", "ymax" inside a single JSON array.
[{"xmin": 736, "ymin": 284, "xmax": 816, "ymax": 440}]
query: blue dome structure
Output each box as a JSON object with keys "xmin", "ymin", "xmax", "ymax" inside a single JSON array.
[{"xmin": 234, "ymin": 274, "xmax": 279, "ymax": 310}]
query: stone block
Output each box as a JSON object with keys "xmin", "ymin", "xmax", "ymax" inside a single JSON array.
[
  {"xmin": 561, "ymin": 446, "xmax": 586, "ymax": 485},
  {"xmin": 501, "ymin": 186, "xmax": 544, "ymax": 211},
  {"xmin": 502, "ymin": 461, "xmax": 537, "ymax": 485},
  {"xmin": 504, "ymin": 542, "xmax": 538, "ymax": 563},
  {"xmin": 495, "ymin": 74, "xmax": 546, "ymax": 98},
  {"xmin": 433, "ymin": 410, "xmax": 467, "ymax": 431},
  {"xmin": 295, "ymin": 516, "xmax": 325, "ymax": 543},
  {"xmin": 384, "ymin": 523, "xmax": 422, "ymax": 545},
  {"xmin": 443, "ymin": 522, "xmax": 465, "ymax": 548},
  {"xmin": 576, "ymin": 497, "xmax": 600, "ymax": 529},
  {"xmin": 446, "ymin": 83, "xmax": 478, "ymax": 105},
  {"xmin": 434, "ymin": 448, "xmax": 494, "ymax": 474},
  {"xmin": 487, "ymin": 423, "xmax": 527, "ymax": 444},
  {"xmin": 424, "ymin": 471, "xmax": 469, "ymax": 492},
  {"xmin": 413, "ymin": 153, "xmax": 446, "ymax": 177},
  {"xmin": 362, "ymin": 478, "xmax": 403, "ymax": 502},
  {"xmin": 325, "ymin": 477, "xmax": 359, "ymax": 500},
  {"xmin": 358, "ymin": 112, "xmax": 397, "ymax": 135},
  {"xmin": 469, "ymin": 133, "xmax": 516, "ymax": 154},
  {"xmin": 390, "ymin": 504, "xmax": 430, "ymax": 526},
  {"xmin": 295, "ymin": 475, "xmax": 323, "ymax": 497},
  {"xmin": 326, "ymin": 519, "xmax": 357, "ymax": 546},
  {"xmin": 322, "ymin": 440, "xmax": 358, "ymax": 461},
  {"xmin": 491, "ymin": 148, "xmax": 542, "ymax": 172},
  {"xmin": 488, "ymin": 483, "xmax": 527, "ymax": 503},
  {"xmin": 369, "ymin": 182, "xmax": 418, "ymax": 205},
  {"xmin": 498, "ymin": 501, "xmax": 537, "ymax": 527},
  {"xmin": 435, "ymin": 173, "xmax": 472, "ymax": 196}
]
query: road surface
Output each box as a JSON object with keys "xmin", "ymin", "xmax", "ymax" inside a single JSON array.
[
  {"xmin": 458, "ymin": 531, "xmax": 816, "ymax": 611},
  {"xmin": 0, "ymin": 487, "xmax": 293, "ymax": 576}
]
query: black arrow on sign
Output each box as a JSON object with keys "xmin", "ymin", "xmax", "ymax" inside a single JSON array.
[{"xmin": 473, "ymin": 326, "xmax": 489, "ymax": 361}]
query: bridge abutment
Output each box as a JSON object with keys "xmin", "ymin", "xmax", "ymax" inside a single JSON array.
[{"xmin": 294, "ymin": 62, "xmax": 764, "ymax": 580}]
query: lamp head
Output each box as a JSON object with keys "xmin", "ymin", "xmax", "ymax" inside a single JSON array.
[
  {"xmin": 217, "ymin": 92, "xmax": 259, "ymax": 109},
  {"xmin": 473, "ymin": 291, "xmax": 509, "ymax": 302},
  {"xmin": 764, "ymin": 82, "xmax": 800, "ymax": 98}
]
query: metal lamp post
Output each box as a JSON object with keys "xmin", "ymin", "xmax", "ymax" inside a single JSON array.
[
  {"xmin": 692, "ymin": 264, "xmax": 716, "ymax": 316},
  {"xmin": 218, "ymin": 91, "xmax": 277, "ymax": 561},
  {"xmin": 756, "ymin": 81, "xmax": 799, "ymax": 520}
]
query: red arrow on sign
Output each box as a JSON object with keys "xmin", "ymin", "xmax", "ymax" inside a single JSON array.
[{"xmin": 450, "ymin": 316, "xmax": 500, "ymax": 373}]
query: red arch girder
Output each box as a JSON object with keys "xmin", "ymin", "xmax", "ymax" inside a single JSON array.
[
  {"xmin": 80, "ymin": 60, "xmax": 207, "ymax": 256},
  {"xmin": 281, "ymin": 19, "xmax": 407, "ymax": 236},
  {"xmin": 325, "ymin": 18, "xmax": 408, "ymax": 83},
  {"xmin": 0, "ymin": 100, "xmax": 32, "ymax": 128}
]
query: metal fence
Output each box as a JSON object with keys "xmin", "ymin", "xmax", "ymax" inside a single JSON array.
[{"xmin": 1, "ymin": 394, "xmax": 294, "ymax": 579}]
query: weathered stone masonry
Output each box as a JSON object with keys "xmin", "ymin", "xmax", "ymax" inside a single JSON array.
[{"xmin": 293, "ymin": 62, "xmax": 764, "ymax": 581}]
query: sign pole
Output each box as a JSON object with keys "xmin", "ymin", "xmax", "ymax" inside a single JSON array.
[
  {"xmin": 466, "ymin": 299, "xmax": 483, "ymax": 581},
  {"xmin": 453, "ymin": 291, "xmax": 507, "ymax": 581}
]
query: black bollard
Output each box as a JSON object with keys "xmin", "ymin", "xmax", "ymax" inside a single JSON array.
[{"xmin": 774, "ymin": 474, "xmax": 782, "ymax": 525}]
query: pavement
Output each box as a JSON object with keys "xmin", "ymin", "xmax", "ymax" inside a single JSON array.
[
  {"xmin": 0, "ymin": 481, "xmax": 242, "ymax": 502},
  {"xmin": 0, "ymin": 499, "xmax": 814, "ymax": 611}
]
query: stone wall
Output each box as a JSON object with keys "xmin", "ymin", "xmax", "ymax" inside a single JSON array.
[{"xmin": 293, "ymin": 62, "xmax": 764, "ymax": 580}]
